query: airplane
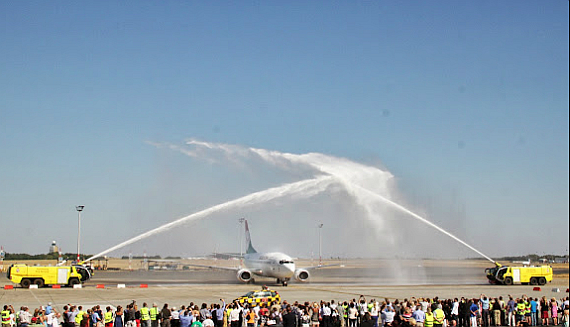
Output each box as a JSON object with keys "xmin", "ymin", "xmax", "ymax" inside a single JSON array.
[{"xmin": 188, "ymin": 220, "xmax": 338, "ymax": 286}]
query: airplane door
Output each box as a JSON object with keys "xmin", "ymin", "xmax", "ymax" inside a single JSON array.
[
  {"xmin": 512, "ymin": 269, "xmax": 521, "ymax": 283},
  {"xmin": 57, "ymin": 268, "xmax": 69, "ymax": 284}
]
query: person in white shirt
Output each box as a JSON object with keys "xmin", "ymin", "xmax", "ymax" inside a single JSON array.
[
  {"xmin": 53, "ymin": 310, "xmax": 61, "ymax": 327},
  {"xmin": 46, "ymin": 310, "xmax": 57, "ymax": 327},
  {"xmin": 229, "ymin": 304, "xmax": 241, "ymax": 327},
  {"xmin": 171, "ymin": 307, "xmax": 180, "ymax": 327},
  {"xmin": 348, "ymin": 303, "xmax": 358, "ymax": 327},
  {"xmin": 451, "ymin": 298, "xmax": 459, "ymax": 323},
  {"xmin": 330, "ymin": 301, "xmax": 337, "ymax": 312},
  {"xmin": 420, "ymin": 299, "xmax": 429, "ymax": 313},
  {"xmin": 19, "ymin": 307, "xmax": 32, "ymax": 327},
  {"xmin": 369, "ymin": 303, "xmax": 379, "ymax": 327},
  {"xmin": 321, "ymin": 303, "xmax": 332, "ymax": 327},
  {"xmin": 382, "ymin": 306, "xmax": 395, "ymax": 326},
  {"xmin": 202, "ymin": 314, "xmax": 214, "ymax": 327}
]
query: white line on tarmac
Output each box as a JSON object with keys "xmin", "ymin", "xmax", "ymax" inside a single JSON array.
[{"xmin": 28, "ymin": 290, "xmax": 43, "ymax": 306}]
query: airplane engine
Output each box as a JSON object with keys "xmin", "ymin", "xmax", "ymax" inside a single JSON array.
[
  {"xmin": 237, "ymin": 269, "xmax": 253, "ymax": 283},
  {"xmin": 294, "ymin": 269, "xmax": 310, "ymax": 282}
]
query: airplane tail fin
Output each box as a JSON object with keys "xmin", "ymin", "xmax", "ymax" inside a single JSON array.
[{"xmin": 245, "ymin": 220, "xmax": 257, "ymax": 254}]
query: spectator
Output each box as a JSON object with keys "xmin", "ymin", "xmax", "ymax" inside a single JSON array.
[
  {"xmin": 283, "ymin": 306, "xmax": 297, "ymax": 327},
  {"xmin": 180, "ymin": 310, "xmax": 193, "ymax": 327},
  {"xmin": 412, "ymin": 305, "xmax": 424, "ymax": 327},
  {"xmin": 19, "ymin": 307, "xmax": 32, "ymax": 327},
  {"xmin": 161, "ymin": 305, "xmax": 171, "ymax": 327},
  {"xmin": 382, "ymin": 305, "xmax": 395, "ymax": 327},
  {"xmin": 115, "ymin": 306, "xmax": 124, "ymax": 327},
  {"xmin": 551, "ymin": 298, "xmax": 559, "ymax": 326},
  {"xmin": 469, "ymin": 300, "xmax": 478, "ymax": 327}
]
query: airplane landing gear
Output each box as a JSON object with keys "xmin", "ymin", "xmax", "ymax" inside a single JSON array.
[{"xmin": 282, "ymin": 280, "xmax": 288, "ymax": 286}]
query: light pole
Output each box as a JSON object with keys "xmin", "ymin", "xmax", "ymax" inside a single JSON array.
[
  {"xmin": 0, "ymin": 246, "xmax": 5, "ymax": 272},
  {"xmin": 76, "ymin": 205, "xmax": 85, "ymax": 262},
  {"xmin": 238, "ymin": 217, "xmax": 245, "ymax": 267},
  {"xmin": 318, "ymin": 223, "xmax": 324, "ymax": 266}
]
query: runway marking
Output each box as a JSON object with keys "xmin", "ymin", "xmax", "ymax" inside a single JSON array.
[
  {"xmin": 28, "ymin": 289, "xmax": 43, "ymax": 306},
  {"xmin": 45, "ymin": 289, "xmax": 59, "ymax": 311},
  {"xmin": 89, "ymin": 289, "xmax": 119, "ymax": 307}
]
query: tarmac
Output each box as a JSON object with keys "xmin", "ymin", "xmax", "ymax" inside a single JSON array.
[{"xmin": 1, "ymin": 259, "xmax": 568, "ymax": 309}]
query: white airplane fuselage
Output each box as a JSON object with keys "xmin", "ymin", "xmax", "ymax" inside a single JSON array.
[
  {"xmin": 244, "ymin": 252, "xmax": 295, "ymax": 280},
  {"xmin": 233, "ymin": 220, "xmax": 312, "ymax": 285}
]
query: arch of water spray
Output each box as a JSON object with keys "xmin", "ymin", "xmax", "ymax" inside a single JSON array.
[{"xmin": 86, "ymin": 140, "xmax": 495, "ymax": 264}]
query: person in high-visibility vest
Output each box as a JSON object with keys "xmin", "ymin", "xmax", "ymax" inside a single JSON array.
[
  {"xmin": 424, "ymin": 307, "xmax": 434, "ymax": 327},
  {"xmin": 2, "ymin": 305, "xmax": 14, "ymax": 327},
  {"xmin": 104, "ymin": 307, "xmax": 114, "ymax": 327},
  {"xmin": 150, "ymin": 304, "xmax": 160, "ymax": 327},
  {"xmin": 140, "ymin": 303, "xmax": 151, "ymax": 327},
  {"xmin": 432, "ymin": 304, "xmax": 445, "ymax": 327},
  {"xmin": 75, "ymin": 306, "xmax": 85, "ymax": 326},
  {"xmin": 342, "ymin": 302, "xmax": 348, "ymax": 327},
  {"xmin": 524, "ymin": 299, "xmax": 531, "ymax": 326},
  {"xmin": 516, "ymin": 299, "xmax": 526, "ymax": 326}
]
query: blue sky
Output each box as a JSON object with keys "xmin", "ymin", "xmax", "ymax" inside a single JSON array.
[{"xmin": 1, "ymin": 1, "xmax": 568, "ymax": 259}]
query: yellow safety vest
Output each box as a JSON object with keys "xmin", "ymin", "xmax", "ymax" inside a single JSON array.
[
  {"xmin": 1, "ymin": 311, "xmax": 10, "ymax": 324},
  {"xmin": 516, "ymin": 303, "xmax": 525, "ymax": 315},
  {"xmin": 150, "ymin": 308, "xmax": 159, "ymax": 320},
  {"xmin": 140, "ymin": 308, "xmax": 150, "ymax": 321},
  {"xmin": 105, "ymin": 312, "xmax": 113, "ymax": 324},
  {"xmin": 424, "ymin": 313, "xmax": 434, "ymax": 327},
  {"xmin": 433, "ymin": 309, "xmax": 445, "ymax": 324},
  {"xmin": 76, "ymin": 311, "xmax": 85, "ymax": 324}
]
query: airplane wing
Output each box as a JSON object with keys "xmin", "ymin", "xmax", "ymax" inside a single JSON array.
[
  {"xmin": 184, "ymin": 263, "xmax": 265, "ymax": 278},
  {"xmin": 183, "ymin": 263, "xmax": 241, "ymax": 271},
  {"xmin": 300, "ymin": 263, "xmax": 345, "ymax": 270}
]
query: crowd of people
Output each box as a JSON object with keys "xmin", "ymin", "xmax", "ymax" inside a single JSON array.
[{"xmin": 1, "ymin": 294, "xmax": 569, "ymax": 327}]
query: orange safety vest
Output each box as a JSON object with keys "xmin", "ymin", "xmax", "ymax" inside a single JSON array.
[{"xmin": 247, "ymin": 312, "xmax": 255, "ymax": 324}]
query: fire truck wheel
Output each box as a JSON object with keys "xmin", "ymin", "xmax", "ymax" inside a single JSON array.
[
  {"xmin": 20, "ymin": 279, "xmax": 31, "ymax": 288},
  {"xmin": 530, "ymin": 277, "xmax": 538, "ymax": 285}
]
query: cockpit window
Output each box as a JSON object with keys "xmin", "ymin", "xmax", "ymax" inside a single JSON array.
[{"xmin": 279, "ymin": 260, "xmax": 294, "ymax": 264}]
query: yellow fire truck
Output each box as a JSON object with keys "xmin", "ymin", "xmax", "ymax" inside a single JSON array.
[
  {"xmin": 486, "ymin": 262, "xmax": 553, "ymax": 285},
  {"xmin": 6, "ymin": 263, "xmax": 92, "ymax": 288}
]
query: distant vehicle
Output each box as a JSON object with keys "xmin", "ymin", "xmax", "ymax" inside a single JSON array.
[
  {"xmin": 235, "ymin": 288, "xmax": 281, "ymax": 307},
  {"xmin": 147, "ymin": 259, "xmax": 182, "ymax": 270},
  {"xmin": 511, "ymin": 259, "xmax": 531, "ymax": 266},
  {"xmin": 7, "ymin": 263, "xmax": 92, "ymax": 288},
  {"xmin": 485, "ymin": 262, "xmax": 552, "ymax": 285},
  {"xmin": 186, "ymin": 220, "xmax": 339, "ymax": 286}
]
